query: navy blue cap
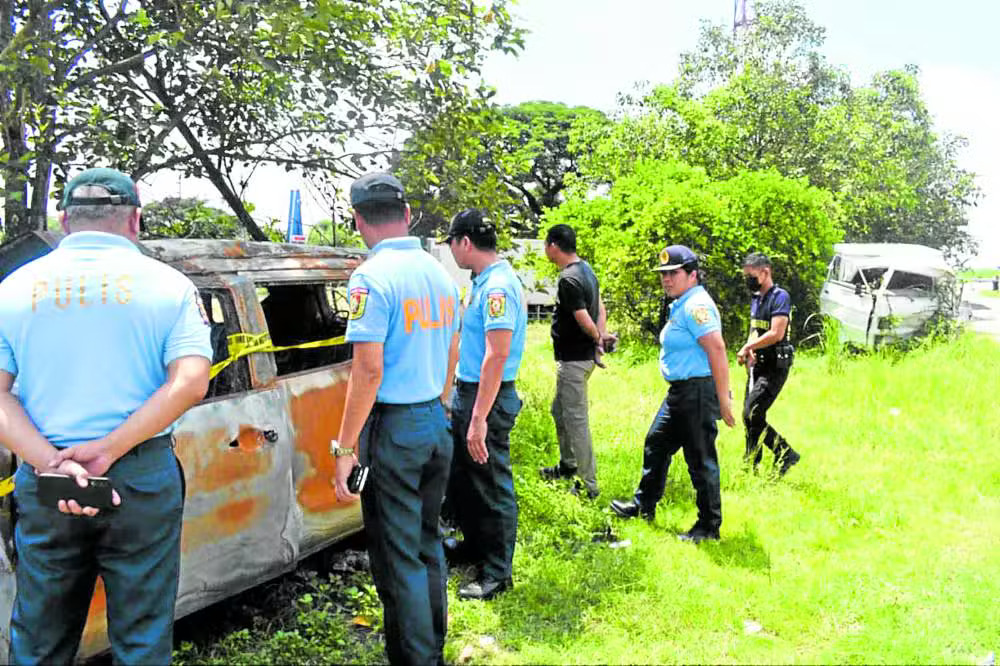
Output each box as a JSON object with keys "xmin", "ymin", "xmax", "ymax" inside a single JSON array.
[
  {"xmin": 654, "ymin": 244, "xmax": 699, "ymax": 271},
  {"xmin": 441, "ymin": 208, "xmax": 495, "ymax": 242},
  {"xmin": 58, "ymin": 167, "xmax": 140, "ymax": 211},
  {"xmin": 350, "ymin": 173, "xmax": 406, "ymax": 206}
]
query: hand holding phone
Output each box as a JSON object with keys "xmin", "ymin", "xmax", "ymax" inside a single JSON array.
[
  {"xmin": 346, "ymin": 464, "xmax": 369, "ymax": 494},
  {"xmin": 38, "ymin": 473, "xmax": 115, "ymax": 511}
]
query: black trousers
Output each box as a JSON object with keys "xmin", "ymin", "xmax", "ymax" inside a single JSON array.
[
  {"xmin": 448, "ymin": 381, "xmax": 521, "ymax": 580},
  {"xmin": 633, "ymin": 377, "xmax": 722, "ymax": 530},
  {"xmin": 743, "ymin": 364, "xmax": 791, "ymax": 464}
]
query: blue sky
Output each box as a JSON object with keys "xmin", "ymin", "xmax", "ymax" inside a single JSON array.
[{"xmin": 477, "ymin": 0, "xmax": 1000, "ymax": 264}]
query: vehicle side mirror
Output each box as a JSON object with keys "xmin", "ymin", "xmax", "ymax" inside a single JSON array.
[{"xmin": 854, "ymin": 283, "xmax": 863, "ymax": 296}]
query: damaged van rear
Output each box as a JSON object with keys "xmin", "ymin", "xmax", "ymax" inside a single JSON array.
[{"xmin": 819, "ymin": 243, "xmax": 960, "ymax": 347}]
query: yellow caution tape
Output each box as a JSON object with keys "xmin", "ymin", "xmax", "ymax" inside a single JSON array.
[
  {"xmin": 210, "ymin": 331, "xmax": 347, "ymax": 379},
  {"xmin": 0, "ymin": 332, "xmax": 349, "ymax": 496}
]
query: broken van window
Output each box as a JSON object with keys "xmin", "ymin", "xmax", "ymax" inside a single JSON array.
[
  {"xmin": 257, "ymin": 282, "xmax": 351, "ymax": 376},
  {"xmin": 848, "ymin": 267, "xmax": 888, "ymax": 288},
  {"xmin": 886, "ymin": 271, "xmax": 933, "ymax": 292},
  {"xmin": 200, "ymin": 290, "xmax": 251, "ymax": 399}
]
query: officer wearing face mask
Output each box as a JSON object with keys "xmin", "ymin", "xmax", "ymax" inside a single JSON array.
[{"xmin": 736, "ymin": 253, "xmax": 800, "ymax": 476}]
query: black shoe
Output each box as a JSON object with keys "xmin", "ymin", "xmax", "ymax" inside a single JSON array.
[
  {"xmin": 570, "ymin": 479, "xmax": 599, "ymax": 500},
  {"xmin": 610, "ymin": 499, "xmax": 654, "ymax": 521},
  {"xmin": 776, "ymin": 449, "xmax": 801, "ymax": 476},
  {"xmin": 457, "ymin": 576, "xmax": 512, "ymax": 601},
  {"xmin": 442, "ymin": 537, "xmax": 476, "ymax": 565},
  {"xmin": 677, "ymin": 524, "xmax": 720, "ymax": 544},
  {"xmin": 540, "ymin": 461, "xmax": 577, "ymax": 480}
]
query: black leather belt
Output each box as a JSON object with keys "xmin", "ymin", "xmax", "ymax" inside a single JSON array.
[{"xmin": 456, "ymin": 379, "xmax": 515, "ymax": 390}]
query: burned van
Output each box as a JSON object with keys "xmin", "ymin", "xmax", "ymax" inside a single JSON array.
[
  {"xmin": 819, "ymin": 242, "xmax": 959, "ymax": 347},
  {"xmin": 0, "ymin": 232, "xmax": 368, "ymax": 660}
]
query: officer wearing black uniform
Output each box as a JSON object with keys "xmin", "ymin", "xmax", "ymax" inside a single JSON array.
[{"xmin": 737, "ymin": 253, "xmax": 800, "ymax": 475}]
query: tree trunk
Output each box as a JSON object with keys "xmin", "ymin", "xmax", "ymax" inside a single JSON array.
[
  {"xmin": 174, "ymin": 119, "xmax": 269, "ymax": 241},
  {"xmin": 0, "ymin": 1, "xmax": 30, "ymax": 242},
  {"xmin": 145, "ymin": 70, "xmax": 268, "ymax": 241}
]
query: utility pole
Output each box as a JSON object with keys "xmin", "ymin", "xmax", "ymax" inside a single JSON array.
[{"xmin": 734, "ymin": 0, "xmax": 753, "ymax": 35}]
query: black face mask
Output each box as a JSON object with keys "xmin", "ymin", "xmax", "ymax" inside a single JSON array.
[{"xmin": 745, "ymin": 274, "xmax": 761, "ymax": 292}]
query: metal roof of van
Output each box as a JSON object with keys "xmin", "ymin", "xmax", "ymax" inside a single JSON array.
[{"xmin": 832, "ymin": 242, "xmax": 952, "ymax": 274}]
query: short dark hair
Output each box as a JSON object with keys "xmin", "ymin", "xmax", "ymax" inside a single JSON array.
[
  {"xmin": 456, "ymin": 228, "xmax": 497, "ymax": 252},
  {"xmin": 743, "ymin": 252, "xmax": 772, "ymax": 269},
  {"xmin": 545, "ymin": 224, "xmax": 576, "ymax": 253},
  {"xmin": 354, "ymin": 200, "xmax": 406, "ymax": 226}
]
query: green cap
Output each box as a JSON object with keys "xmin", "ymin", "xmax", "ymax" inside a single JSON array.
[
  {"xmin": 58, "ymin": 168, "xmax": 141, "ymax": 211},
  {"xmin": 350, "ymin": 173, "xmax": 405, "ymax": 207}
]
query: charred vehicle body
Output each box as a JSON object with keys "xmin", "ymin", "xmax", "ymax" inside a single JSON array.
[{"xmin": 0, "ymin": 232, "xmax": 367, "ymax": 659}]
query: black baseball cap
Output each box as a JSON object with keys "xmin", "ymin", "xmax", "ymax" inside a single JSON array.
[
  {"xmin": 654, "ymin": 244, "xmax": 699, "ymax": 271},
  {"xmin": 350, "ymin": 173, "xmax": 406, "ymax": 206},
  {"xmin": 441, "ymin": 209, "xmax": 495, "ymax": 243},
  {"xmin": 57, "ymin": 168, "xmax": 141, "ymax": 211}
]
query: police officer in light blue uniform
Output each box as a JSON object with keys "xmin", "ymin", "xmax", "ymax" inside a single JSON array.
[
  {"xmin": 0, "ymin": 167, "xmax": 212, "ymax": 664},
  {"xmin": 331, "ymin": 173, "xmax": 460, "ymax": 666},
  {"xmin": 611, "ymin": 245, "xmax": 735, "ymax": 543},
  {"xmin": 442, "ymin": 209, "xmax": 526, "ymax": 601}
]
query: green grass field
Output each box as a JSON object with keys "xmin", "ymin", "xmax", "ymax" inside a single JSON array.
[
  {"xmin": 176, "ymin": 326, "xmax": 1000, "ymax": 665},
  {"xmin": 448, "ymin": 326, "xmax": 999, "ymax": 665},
  {"xmin": 959, "ymin": 269, "xmax": 1000, "ymax": 280}
]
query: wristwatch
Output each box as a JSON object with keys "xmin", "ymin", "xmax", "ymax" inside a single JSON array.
[{"xmin": 329, "ymin": 439, "xmax": 355, "ymax": 457}]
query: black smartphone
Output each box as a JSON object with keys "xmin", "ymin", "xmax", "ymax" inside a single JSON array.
[
  {"xmin": 347, "ymin": 464, "xmax": 369, "ymax": 494},
  {"xmin": 37, "ymin": 473, "xmax": 115, "ymax": 510}
]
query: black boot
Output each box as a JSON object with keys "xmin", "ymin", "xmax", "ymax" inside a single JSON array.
[
  {"xmin": 776, "ymin": 447, "xmax": 800, "ymax": 476},
  {"xmin": 610, "ymin": 499, "xmax": 655, "ymax": 521},
  {"xmin": 677, "ymin": 523, "xmax": 720, "ymax": 543}
]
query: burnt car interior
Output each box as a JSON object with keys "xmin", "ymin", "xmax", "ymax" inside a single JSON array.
[
  {"xmin": 200, "ymin": 290, "xmax": 252, "ymax": 398},
  {"xmin": 259, "ymin": 283, "xmax": 351, "ymax": 376}
]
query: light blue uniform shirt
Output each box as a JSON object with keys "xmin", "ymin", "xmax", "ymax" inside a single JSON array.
[
  {"xmin": 345, "ymin": 236, "xmax": 459, "ymax": 404},
  {"xmin": 457, "ymin": 259, "xmax": 527, "ymax": 383},
  {"xmin": 0, "ymin": 231, "xmax": 213, "ymax": 447},
  {"xmin": 659, "ymin": 285, "xmax": 722, "ymax": 382}
]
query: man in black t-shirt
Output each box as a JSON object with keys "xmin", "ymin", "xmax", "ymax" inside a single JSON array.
[
  {"xmin": 539, "ymin": 224, "xmax": 615, "ymax": 498},
  {"xmin": 737, "ymin": 253, "xmax": 800, "ymax": 476}
]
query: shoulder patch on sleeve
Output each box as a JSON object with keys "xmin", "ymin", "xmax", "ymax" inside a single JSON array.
[
  {"xmin": 349, "ymin": 287, "xmax": 369, "ymax": 320},
  {"xmin": 487, "ymin": 290, "xmax": 506, "ymax": 318},
  {"xmin": 691, "ymin": 305, "xmax": 712, "ymax": 325}
]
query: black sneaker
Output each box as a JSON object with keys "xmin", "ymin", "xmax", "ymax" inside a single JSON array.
[
  {"xmin": 610, "ymin": 499, "xmax": 654, "ymax": 521},
  {"xmin": 777, "ymin": 449, "xmax": 801, "ymax": 477},
  {"xmin": 677, "ymin": 523, "xmax": 719, "ymax": 543},
  {"xmin": 540, "ymin": 461, "xmax": 577, "ymax": 481},
  {"xmin": 677, "ymin": 524, "xmax": 720, "ymax": 544},
  {"xmin": 457, "ymin": 576, "xmax": 512, "ymax": 601}
]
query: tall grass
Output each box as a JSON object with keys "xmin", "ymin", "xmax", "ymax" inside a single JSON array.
[
  {"xmin": 445, "ymin": 326, "xmax": 1000, "ymax": 665},
  {"xmin": 177, "ymin": 326, "xmax": 999, "ymax": 664}
]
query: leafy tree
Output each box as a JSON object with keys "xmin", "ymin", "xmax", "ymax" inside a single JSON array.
[
  {"xmin": 1, "ymin": 1, "xmax": 524, "ymax": 241},
  {"xmin": 397, "ymin": 101, "xmax": 607, "ymax": 237},
  {"xmin": 307, "ymin": 219, "xmax": 364, "ymax": 249},
  {"xmin": 545, "ymin": 159, "xmax": 843, "ymax": 344},
  {"xmin": 573, "ymin": 0, "xmax": 979, "ymax": 259},
  {"xmin": 140, "ymin": 197, "xmax": 244, "ymax": 240}
]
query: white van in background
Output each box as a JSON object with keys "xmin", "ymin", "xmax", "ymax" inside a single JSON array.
[{"xmin": 819, "ymin": 243, "xmax": 959, "ymax": 347}]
